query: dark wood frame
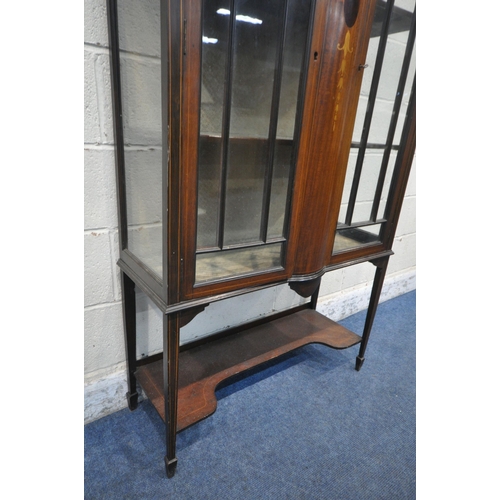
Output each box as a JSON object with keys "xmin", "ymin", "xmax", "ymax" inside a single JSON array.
[{"xmin": 106, "ymin": 0, "xmax": 415, "ymax": 478}]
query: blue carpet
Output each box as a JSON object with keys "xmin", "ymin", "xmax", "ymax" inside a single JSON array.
[{"xmin": 85, "ymin": 290, "xmax": 416, "ymax": 499}]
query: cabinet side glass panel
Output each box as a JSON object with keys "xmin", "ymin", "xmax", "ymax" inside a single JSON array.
[
  {"xmin": 196, "ymin": 0, "xmax": 312, "ymax": 283},
  {"xmin": 333, "ymin": 0, "xmax": 415, "ymax": 255},
  {"xmin": 117, "ymin": 0, "xmax": 163, "ymax": 279}
]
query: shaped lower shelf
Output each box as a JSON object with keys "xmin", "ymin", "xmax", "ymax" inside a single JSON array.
[{"xmin": 135, "ymin": 308, "xmax": 361, "ymax": 431}]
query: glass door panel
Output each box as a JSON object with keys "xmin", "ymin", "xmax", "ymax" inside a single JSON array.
[
  {"xmin": 196, "ymin": 0, "xmax": 312, "ymax": 283},
  {"xmin": 197, "ymin": 0, "xmax": 231, "ymax": 249},
  {"xmin": 117, "ymin": 0, "xmax": 163, "ymax": 279},
  {"xmin": 333, "ymin": 0, "xmax": 415, "ymax": 255}
]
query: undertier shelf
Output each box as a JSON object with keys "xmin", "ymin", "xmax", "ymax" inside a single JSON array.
[{"xmin": 135, "ymin": 308, "xmax": 361, "ymax": 431}]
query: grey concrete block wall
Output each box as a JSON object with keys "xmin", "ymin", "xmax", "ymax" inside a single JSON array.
[
  {"xmin": 84, "ymin": 0, "xmax": 109, "ymax": 47},
  {"xmin": 85, "ymin": 0, "xmax": 122, "ymax": 378},
  {"xmin": 84, "ymin": 0, "xmax": 416, "ymax": 415},
  {"xmin": 84, "ymin": 148, "xmax": 117, "ymax": 228}
]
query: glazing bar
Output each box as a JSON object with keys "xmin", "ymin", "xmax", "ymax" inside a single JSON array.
[
  {"xmin": 337, "ymin": 218, "xmax": 387, "ymax": 230},
  {"xmin": 260, "ymin": 0, "xmax": 289, "ymax": 243},
  {"xmin": 351, "ymin": 142, "xmax": 399, "ymax": 150},
  {"xmin": 197, "ymin": 237, "xmax": 287, "ymax": 255},
  {"xmin": 217, "ymin": 0, "xmax": 237, "ymax": 249}
]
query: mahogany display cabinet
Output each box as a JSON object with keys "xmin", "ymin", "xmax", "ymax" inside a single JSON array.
[{"xmin": 106, "ymin": 0, "xmax": 416, "ymax": 477}]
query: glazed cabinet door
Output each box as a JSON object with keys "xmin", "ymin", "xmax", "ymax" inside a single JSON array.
[
  {"xmin": 179, "ymin": 0, "xmax": 379, "ymax": 300},
  {"xmin": 181, "ymin": 0, "xmax": 315, "ymax": 299},
  {"xmin": 328, "ymin": 0, "xmax": 416, "ymax": 265}
]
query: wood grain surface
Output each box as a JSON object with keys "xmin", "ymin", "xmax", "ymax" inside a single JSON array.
[{"xmin": 136, "ymin": 308, "xmax": 361, "ymax": 431}]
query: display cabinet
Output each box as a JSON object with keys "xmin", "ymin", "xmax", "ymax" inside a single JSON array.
[{"xmin": 106, "ymin": 0, "xmax": 416, "ymax": 477}]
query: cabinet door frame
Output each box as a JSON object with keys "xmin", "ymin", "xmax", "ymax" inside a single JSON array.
[
  {"xmin": 174, "ymin": 0, "xmax": 379, "ymax": 302},
  {"xmin": 178, "ymin": 0, "xmax": 315, "ymax": 300},
  {"xmin": 326, "ymin": 0, "xmax": 416, "ymax": 269}
]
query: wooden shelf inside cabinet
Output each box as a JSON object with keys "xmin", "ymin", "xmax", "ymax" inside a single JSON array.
[{"xmin": 136, "ymin": 309, "xmax": 361, "ymax": 431}]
